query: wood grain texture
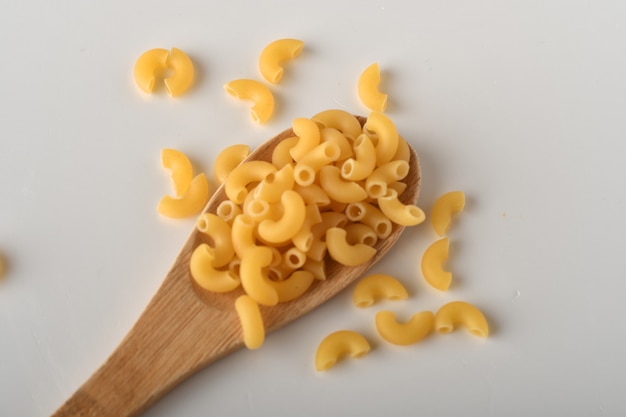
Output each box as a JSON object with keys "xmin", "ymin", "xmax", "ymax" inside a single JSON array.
[{"xmin": 52, "ymin": 116, "xmax": 421, "ymax": 417}]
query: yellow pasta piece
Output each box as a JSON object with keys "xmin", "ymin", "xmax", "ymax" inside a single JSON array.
[
  {"xmin": 431, "ymin": 191, "xmax": 466, "ymax": 236},
  {"xmin": 344, "ymin": 223, "xmax": 377, "ymax": 247},
  {"xmin": 292, "ymin": 203, "xmax": 322, "ymax": 252},
  {"xmin": 319, "ymin": 165, "xmax": 368, "ymax": 204},
  {"xmin": 195, "ymin": 213, "xmax": 235, "ymax": 268},
  {"xmin": 363, "ymin": 111, "xmax": 399, "ymax": 166},
  {"xmin": 225, "ymin": 161, "xmax": 277, "ymax": 204},
  {"xmin": 320, "ymin": 127, "xmax": 353, "ymax": 161},
  {"xmin": 269, "ymin": 270, "xmax": 315, "ymax": 303},
  {"xmin": 375, "ymin": 311, "xmax": 434, "ymax": 346},
  {"xmin": 224, "ymin": 79, "xmax": 275, "ymax": 124},
  {"xmin": 326, "ymin": 227, "xmax": 376, "ymax": 266},
  {"xmin": 189, "ymin": 244, "xmax": 240, "ymax": 293},
  {"xmin": 315, "ymin": 330, "xmax": 371, "ymax": 371},
  {"xmin": 133, "ymin": 47, "xmax": 194, "ymax": 97},
  {"xmin": 235, "ymin": 295, "xmax": 265, "ymax": 349},
  {"xmin": 271, "ymin": 136, "xmax": 299, "ymax": 168},
  {"xmin": 434, "ymin": 301, "xmax": 489, "ymax": 338},
  {"xmin": 312, "ymin": 110, "xmax": 362, "ymax": 140},
  {"xmin": 340, "ymin": 134, "xmax": 377, "ymax": 181},
  {"xmin": 289, "ymin": 118, "xmax": 321, "ymax": 161},
  {"xmin": 257, "ymin": 190, "xmax": 306, "ymax": 243},
  {"xmin": 365, "ymin": 160, "xmax": 410, "ymax": 199},
  {"xmin": 294, "ymin": 142, "xmax": 341, "ymax": 186},
  {"xmin": 258, "ymin": 38, "xmax": 304, "ymax": 84},
  {"xmin": 231, "ymin": 214, "xmax": 260, "ymax": 259},
  {"xmin": 239, "ymin": 246, "xmax": 279, "ymax": 306},
  {"xmin": 352, "ymin": 274, "xmax": 408, "ymax": 307},
  {"xmin": 161, "ymin": 148, "xmax": 193, "ymax": 196},
  {"xmin": 377, "ymin": 189, "xmax": 425, "ymax": 226},
  {"xmin": 254, "ymin": 163, "xmax": 295, "ymax": 203},
  {"xmin": 357, "ymin": 63, "xmax": 387, "ymax": 112},
  {"xmin": 421, "ymin": 237, "xmax": 452, "ymax": 291},
  {"xmin": 157, "ymin": 173, "xmax": 209, "ymax": 218},
  {"xmin": 213, "ymin": 144, "xmax": 251, "ymax": 185}
]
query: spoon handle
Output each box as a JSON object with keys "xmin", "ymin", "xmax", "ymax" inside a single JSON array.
[{"xmin": 51, "ymin": 264, "xmax": 242, "ymax": 417}]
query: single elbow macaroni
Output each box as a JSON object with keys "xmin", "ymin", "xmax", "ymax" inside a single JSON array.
[
  {"xmin": 434, "ymin": 301, "xmax": 489, "ymax": 338},
  {"xmin": 364, "ymin": 111, "xmax": 399, "ymax": 166},
  {"xmin": 375, "ymin": 310, "xmax": 434, "ymax": 345},
  {"xmin": 133, "ymin": 48, "xmax": 194, "ymax": 97},
  {"xmin": 235, "ymin": 295, "xmax": 265, "ymax": 349},
  {"xmin": 258, "ymin": 38, "xmax": 304, "ymax": 84},
  {"xmin": 357, "ymin": 63, "xmax": 387, "ymax": 112},
  {"xmin": 225, "ymin": 161, "xmax": 277, "ymax": 204},
  {"xmin": 312, "ymin": 110, "xmax": 362, "ymax": 140},
  {"xmin": 319, "ymin": 165, "xmax": 368, "ymax": 203},
  {"xmin": 161, "ymin": 148, "xmax": 193, "ymax": 196},
  {"xmin": 340, "ymin": 134, "xmax": 376, "ymax": 181},
  {"xmin": 289, "ymin": 118, "xmax": 321, "ymax": 161},
  {"xmin": 377, "ymin": 189, "xmax": 425, "ymax": 226},
  {"xmin": 239, "ymin": 246, "xmax": 279, "ymax": 306},
  {"xmin": 269, "ymin": 270, "xmax": 315, "ymax": 303},
  {"xmin": 213, "ymin": 144, "xmax": 251, "ymax": 185},
  {"xmin": 195, "ymin": 213, "xmax": 235, "ymax": 268},
  {"xmin": 352, "ymin": 274, "xmax": 408, "ymax": 308},
  {"xmin": 421, "ymin": 237, "xmax": 452, "ymax": 291},
  {"xmin": 224, "ymin": 79, "xmax": 275, "ymax": 124},
  {"xmin": 189, "ymin": 244, "xmax": 240, "ymax": 293},
  {"xmin": 431, "ymin": 191, "xmax": 466, "ymax": 236},
  {"xmin": 315, "ymin": 330, "xmax": 371, "ymax": 371},
  {"xmin": 158, "ymin": 173, "xmax": 209, "ymax": 218},
  {"xmin": 257, "ymin": 190, "xmax": 306, "ymax": 243},
  {"xmin": 325, "ymin": 227, "xmax": 376, "ymax": 266}
]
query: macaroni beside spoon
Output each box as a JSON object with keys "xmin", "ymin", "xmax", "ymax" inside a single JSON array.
[{"xmin": 51, "ymin": 116, "xmax": 421, "ymax": 417}]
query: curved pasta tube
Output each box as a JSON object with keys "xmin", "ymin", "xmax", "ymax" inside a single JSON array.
[
  {"xmin": 258, "ymin": 38, "xmax": 304, "ymax": 84},
  {"xmin": 294, "ymin": 142, "xmax": 341, "ymax": 186},
  {"xmin": 352, "ymin": 274, "xmax": 408, "ymax": 308},
  {"xmin": 224, "ymin": 79, "xmax": 275, "ymax": 124},
  {"xmin": 271, "ymin": 136, "xmax": 299, "ymax": 168},
  {"xmin": 254, "ymin": 164, "xmax": 295, "ymax": 203},
  {"xmin": 289, "ymin": 118, "xmax": 321, "ymax": 161},
  {"xmin": 235, "ymin": 295, "xmax": 265, "ymax": 350},
  {"xmin": 377, "ymin": 189, "xmax": 425, "ymax": 226},
  {"xmin": 269, "ymin": 270, "xmax": 315, "ymax": 303},
  {"xmin": 434, "ymin": 301, "xmax": 489, "ymax": 338},
  {"xmin": 161, "ymin": 148, "xmax": 193, "ymax": 196},
  {"xmin": 195, "ymin": 213, "xmax": 234, "ymax": 268},
  {"xmin": 133, "ymin": 48, "xmax": 194, "ymax": 97},
  {"xmin": 231, "ymin": 214, "xmax": 260, "ymax": 259},
  {"xmin": 421, "ymin": 238, "xmax": 452, "ymax": 291},
  {"xmin": 157, "ymin": 173, "xmax": 209, "ymax": 218},
  {"xmin": 320, "ymin": 127, "xmax": 353, "ymax": 161},
  {"xmin": 358, "ymin": 63, "xmax": 387, "ymax": 112},
  {"xmin": 375, "ymin": 311, "xmax": 434, "ymax": 345},
  {"xmin": 312, "ymin": 110, "xmax": 362, "ymax": 140},
  {"xmin": 239, "ymin": 246, "xmax": 279, "ymax": 306},
  {"xmin": 431, "ymin": 191, "xmax": 466, "ymax": 236},
  {"xmin": 164, "ymin": 48, "xmax": 195, "ymax": 97},
  {"xmin": 365, "ymin": 160, "xmax": 410, "ymax": 198},
  {"xmin": 364, "ymin": 111, "xmax": 399, "ymax": 166},
  {"xmin": 315, "ymin": 330, "xmax": 371, "ymax": 371},
  {"xmin": 326, "ymin": 227, "xmax": 376, "ymax": 266},
  {"xmin": 257, "ymin": 190, "xmax": 306, "ymax": 243},
  {"xmin": 213, "ymin": 144, "xmax": 251, "ymax": 184},
  {"xmin": 344, "ymin": 223, "xmax": 377, "ymax": 247},
  {"xmin": 225, "ymin": 161, "xmax": 277, "ymax": 204},
  {"xmin": 341, "ymin": 134, "xmax": 376, "ymax": 181},
  {"xmin": 319, "ymin": 165, "xmax": 368, "ymax": 204},
  {"xmin": 189, "ymin": 244, "xmax": 240, "ymax": 293}
]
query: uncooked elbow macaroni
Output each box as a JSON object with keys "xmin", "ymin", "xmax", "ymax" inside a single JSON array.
[
  {"xmin": 158, "ymin": 173, "xmax": 209, "ymax": 218},
  {"xmin": 434, "ymin": 301, "xmax": 489, "ymax": 338},
  {"xmin": 364, "ymin": 111, "xmax": 399, "ymax": 166},
  {"xmin": 213, "ymin": 144, "xmax": 251, "ymax": 185},
  {"xmin": 377, "ymin": 189, "xmax": 425, "ymax": 226},
  {"xmin": 325, "ymin": 227, "xmax": 376, "ymax": 266},
  {"xmin": 161, "ymin": 148, "xmax": 193, "ymax": 196},
  {"xmin": 312, "ymin": 110, "xmax": 362, "ymax": 140},
  {"xmin": 257, "ymin": 190, "xmax": 306, "ymax": 243},
  {"xmin": 235, "ymin": 295, "xmax": 265, "ymax": 349},
  {"xmin": 133, "ymin": 48, "xmax": 194, "ymax": 97},
  {"xmin": 357, "ymin": 63, "xmax": 387, "ymax": 112},
  {"xmin": 258, "ymin": 38, "xmax": 304, "ymax": 84},
  {"xmin": 315, "ymin": 330, "xmax": 371, "ymax": 371},
  {"xmin": 190, "ymin": 244, "xmax": 240, "ymax": 293},
  {"xmin": 352, "ymin": 274, "xmax": 408, "ymax": 307},
  {"xmin": 225, "ymin": 161, "xmax": 276, "ymax": 204},
  {"xmin": 224, "ymin": 79, "xmax": 275, "ymax": 124},
  {"xmin": 239, "ymin": 246, "xmax": 279, "ymax": 306},
  {"xmin": 195, "ymin": 213, "xmax": 235, "ymax": 268},
  {"xmin": 375, "ymin": 311, "xmax": 434, "ymax": 345},
  {"xmin": 421, "ymin": 237, "xmax": 452, "ymax": 291},
  {"xmin": 431, "ymin": 191, "xmax": 466, "ymax": 236}
]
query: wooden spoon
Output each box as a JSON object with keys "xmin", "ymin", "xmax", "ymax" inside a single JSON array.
[{"xmin": 52, "ymin": 116, "xmax": 421, "ymax": 417}]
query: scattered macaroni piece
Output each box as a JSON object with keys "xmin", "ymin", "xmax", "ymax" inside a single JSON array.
[
  {"xmin": 315, "ymin": 330, "xmax": 371, "ymax": 371},
  {"xmin": 189, "ymin": 244, "xmax": 240, "ymax": 293},
  {"xmin": 224, "ymin": 79, "xmax": 275, "ymax": 124},
  {"xmin": 325, "ymin": 227, "xmax": 377, "ymax": 267},
  {"xmin": 258, "ymin": 38, "xmax": 304, "ymax": 84},
  {"xmin": 235, "ymin": 295, "xmax": 265, "ymax": 349},
  {"xmin": 352, "ymin": 274, "xmax": 408, "ymax": 308},
  {"xmin": 377, "ymin": 189, "xmax": 425, "ymax": 226},
  {"xmin": 357, "ymin": 63, "xmax": 387, "ymax": 112},
  {"xmin": 434, "ymin": 301, "xmax": 489, "ymax": 338},
  {"xmin": 375, "ymin": 311, "xmax": 434, "ymax": 345},
  {"xmin": 431, "ymin": 191, "xmax": 466, "ymax": 236},
  {"xmin": 161, "ymin": 148, "xmax": 193, "ymax": 197},
  {"xmin": 158, "ymin": 173, "xmax": 209, "ymax": 218},
  {"xmin": 421, "ymin": 237, "xmax": 452, "ymax": 291},
  {"xmin": 133, "ymin": 47, "xmax": 194, "ymax": 97}
]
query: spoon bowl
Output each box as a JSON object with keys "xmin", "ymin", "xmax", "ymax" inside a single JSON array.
[{"xmin": 52, "ymin": 115, "xmax": 421, "ymax": 417}]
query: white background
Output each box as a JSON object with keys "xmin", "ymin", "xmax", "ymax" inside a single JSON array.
[{"xmin": 1, "ymin": 1, "xmax": 625, "ymax": 416}]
